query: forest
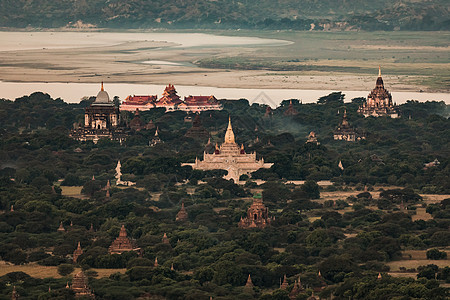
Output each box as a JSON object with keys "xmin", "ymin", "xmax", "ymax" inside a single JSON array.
[
  {"xmin": 0, "ymin": 0, "xmax": 448, "ymax": 30},
  {"xmin": 0, "ymin": 92, "xmax": 449, "ymax": 299}
]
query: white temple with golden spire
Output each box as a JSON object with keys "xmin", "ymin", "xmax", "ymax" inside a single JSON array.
[{"xmin": 182, "ymin": 117, "xmax": 273, "ymax": 182}]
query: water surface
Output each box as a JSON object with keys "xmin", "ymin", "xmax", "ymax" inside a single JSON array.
[{"xmin": 1, "ymin": 81, "xmax": 448, "ymax": 107}]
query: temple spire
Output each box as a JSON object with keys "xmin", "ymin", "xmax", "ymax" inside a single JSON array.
[
  {"xmin": 378, "ymin": 65, "xmax": 381, "ymax": 77},
  {"xmin": 224, "ymin": 117, "xmax": 235, "ymax": 144},
  {"xmin": 101, "ymin": 81, "xmax": 104, "ymax": 91},
  {"xmin": 119, "ymin": 225, "xmax": 127, "ymax": 237}
]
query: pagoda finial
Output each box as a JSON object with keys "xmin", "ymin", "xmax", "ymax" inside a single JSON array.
[
  {"xmin": 378, "ymin": 65, "xmax": 381, "ymax": 77},
  {"xmin": 77, "ymin": 241, "xmax": 81, "ymax": 250},
  {"xmin": 224, "ymin": 117, "xmax": 236, "ymax": 144},
  {"xmin": 101, "ymin": 81, "xmax": 104, "ymax": 91},
  {"xmin": 245, "ymin": 274, "xmax": 254, "ymax": 288},
  {"xmin": 154, "ymin": 257, "xmax": 158, "ymax": 267}
]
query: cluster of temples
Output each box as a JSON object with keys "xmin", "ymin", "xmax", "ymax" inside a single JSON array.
[
  {"xmin": 121, "ymin": 84, "xmax": 222, "ymax": 112},
  {"xmin": 69, "ymin": 67, "xmax": 399, "ymax": 145},
  {"xmin": 357, "ymin": 67, "xmax": 399, "ymax": 118},
  {"xmin": 182, "ymin": 117, "xmax": 273, "ymax": 182}
]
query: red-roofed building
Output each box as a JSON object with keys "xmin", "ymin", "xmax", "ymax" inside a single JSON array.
[
  {"xmin": 178, "ymin": 95, "xmax": 222, "ymax": 112},
  {"xmin": 121, "ymin": 95, "xmax": 157, "ymax": 111},
  {"xmin": 120, "ymin": 85, "xmax": 222, "ymax": 112},
  {"xmin": 155, "ymin": 84, "xmax": 183, "ymax": 111}
]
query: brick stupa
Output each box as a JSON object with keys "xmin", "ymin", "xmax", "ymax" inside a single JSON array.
[
  {"xmin": 238, "ymin": 194, "xmax": 272, "ymax": 229},
  {"xmin": 70, "ymin": 271, "xmax": 94, "ymax": 298},
  {"xmin": 176, "ymin": 201, "xmax": 188, "ymax": 222},
  {"xmin": 108, "ymin": 225, "xmax": 139, "ymax": 254}
]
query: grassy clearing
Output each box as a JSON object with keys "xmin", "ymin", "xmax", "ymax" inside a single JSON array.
[
  {"xmin": 60, "ymin": 186, "xmax": 84, "ymax": 198},
  {"xmin": 412, "ymin": 207, "xmax": 432, "ymax": 221},
  {"xmin": 0, "ymin": 262, "xmax": 126, "ymax": 279},
  {"xmin": 387, "ymin": 259, "xmax": 449, "ymax": 272},
  {"xmin": 387, "ymin": 249, "xmax": 450, "ymax": 272}
]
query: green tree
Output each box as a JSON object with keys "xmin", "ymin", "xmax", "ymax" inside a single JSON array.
[
  {"xmin": 426, "ymin": 248, "xmax": 447, "ymax": 260},
  {"xmin": 57, "ymin": 264, "xmax": 75, "ymax": 276},
  {"xmin": 301, "ymin": 180, "xmax": 320, "ymax": 199}
]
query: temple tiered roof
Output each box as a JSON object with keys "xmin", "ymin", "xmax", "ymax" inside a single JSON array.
[
  {"xmin": 238, "ymin": 194, "xmax": 272, "ymax": 229},
  {"xmin": 71, "ymin": 271, "xmax": 94, "ymax": 298},
  {"xmin": 108, "ymin": 225, "xmax": 140, "ymax": 254},
  {"xmin": 121, "ymin": 95, "xmax": 158, "ymax": 111},
  {"xmin": 358, "ymin": 67, "xmax": 399, "ymax": 118},
  {"xmin": 121, "ymin": 85, "xmax": 222, "ymax": 112},
  {"xmin": 182, "ymin": 117, "xmax": 273, "ymax": 182},
  {"xmin": 333, "ymin": 110, "xmax": 365, "ymax": 142},
  {"xmin": 185, "ymin": 115, "xmax": 210, "ymax": 141},
  {"xmin": 156, "ymin": 84, "xmax": 183, "ymax": 109}
]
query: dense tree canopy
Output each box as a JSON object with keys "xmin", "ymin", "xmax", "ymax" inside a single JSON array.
[{"xmin": 0, "ymin": 92, "xmax": 449, "ymax": 299}]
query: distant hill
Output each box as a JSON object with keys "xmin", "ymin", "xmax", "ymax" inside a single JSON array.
[{"xmin": 0, "ymin": 0, "xmax": 448, "ymax": 30}]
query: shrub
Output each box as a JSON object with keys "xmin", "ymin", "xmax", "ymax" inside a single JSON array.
[
  {"xmin": 426, "ymin": 248, "xmax": 447, "ymax": 260},
  {"xmin": 57, "ymin": 263, "xmax": 75, "ymax": 276}
]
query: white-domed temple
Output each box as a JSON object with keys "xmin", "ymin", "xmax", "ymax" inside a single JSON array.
[{"xmin": 70, "ymin": 83, "xmax": 126, "ymax": 143}]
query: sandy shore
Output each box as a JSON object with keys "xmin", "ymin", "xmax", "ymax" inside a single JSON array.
[{"xmin": 0, "ymin": 33, "xmax": 443, "ymax": 93}]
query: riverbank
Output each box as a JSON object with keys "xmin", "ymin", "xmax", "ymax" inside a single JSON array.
[{"xmin": 0, "ymin": 30, "xmax": 448, "ymax": 93}]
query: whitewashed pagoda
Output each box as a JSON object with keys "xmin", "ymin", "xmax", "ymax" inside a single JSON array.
[
  {"xmin": 357, "ymin": 67, "xmax": 399, "ymax": 118},
  {"xmin": 115, "ymin": 160, "xmax": 135, "ymax": 186},
  {"xmin": 182, "ymin": 117, "xmax": 273, "ymax": 182}
]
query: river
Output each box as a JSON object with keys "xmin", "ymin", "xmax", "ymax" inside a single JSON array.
[{"xmin": 1, "ymin": 81, "xmax": 448, "ymax": 106}]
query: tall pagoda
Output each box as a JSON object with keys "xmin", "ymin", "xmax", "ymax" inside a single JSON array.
[
  {"xmin": 358, "ymin": 67, "xmax": 399, "ymax": 118},
  {"xmin": 182, "ymin": 117, "xmax": 273, "ymax": 182}
]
